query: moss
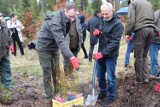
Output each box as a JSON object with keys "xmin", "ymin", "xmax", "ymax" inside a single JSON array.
[{"xmin": 0, "ymin": 86, "xmax": 13, "ymax": 105}]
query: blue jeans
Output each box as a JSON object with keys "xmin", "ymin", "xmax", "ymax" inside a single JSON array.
[
  {"xmin": 97, "ymin": 57, "xmax": 117, "ymax": 99},
  {"xmin": 124, "ymin": 40, "xmax": 133, "ymax": 65},
  {"xmin": 149, "ymin": 43, "xmax": 160, "ymax": 76}
]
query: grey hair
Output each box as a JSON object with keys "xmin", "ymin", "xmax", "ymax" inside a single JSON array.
[
  {"xmin": 64, "ymin": 2, "xmax": 77, "ymax": 11},
  {"xmin": 101, "ymin": 2, "xmax": 113, "ymax": 11}
]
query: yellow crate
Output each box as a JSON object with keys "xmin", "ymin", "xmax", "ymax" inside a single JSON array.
[{"xmin": 52, "ymin": 97, "xmax": 84, "ymax": 107}]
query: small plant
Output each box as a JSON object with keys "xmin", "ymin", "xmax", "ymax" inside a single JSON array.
[
  {"xmin": 51, "ymin": 63, "xmax": 79, "ymax": 99},
  {"xmin": 16, "ymin": 87, "xmax": 25, "ymax": 94},
  {"xmin": 0, "ymin": 86, "xmax": 13, "ymax": 105}
]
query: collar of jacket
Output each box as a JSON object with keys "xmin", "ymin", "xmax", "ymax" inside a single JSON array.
[
  {"xmin": 103, "ymin": 14, "xmax": 118, "ymax": 23},
  {"xmin": 60, "ymin": 10, "xmax": 71, "ymax": 24},
  {"xmin": 93, "ymin": 14, "xmax": 99, "ymax": 18}
]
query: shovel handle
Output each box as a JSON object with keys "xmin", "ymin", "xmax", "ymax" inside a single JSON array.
[{"xmin": 92, "ymin": 38, "xmax": 99, "ymax": 91}]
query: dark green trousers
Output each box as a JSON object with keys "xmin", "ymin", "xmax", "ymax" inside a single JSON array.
[
  {"xmin": 134, "ymin": 27, "xmax": 154, "ymax": 81},
  {"xmin": 38, "ymin": 51, "xmax": 59, "ymax": 99},
  {"xmin": 0, "ymin": 55, "xmax": 12, "ymax": 89}
]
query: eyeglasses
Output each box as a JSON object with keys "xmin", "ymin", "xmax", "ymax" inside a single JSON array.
[
  {"xmin": 68, "ymin": 15, "xmax": 75, "ymax": 19},
  {"xmin": 102, "ymin": 13, "xmax": 109, "ymax": 16}
]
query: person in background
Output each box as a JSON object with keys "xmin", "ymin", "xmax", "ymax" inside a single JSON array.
[
  {"xmin": 36, "ymin": 2, "xmax": 79, "ymax": 101},
  {"xmin": 93, "ymin": 3, "xmax": 124, "ymax": 106},
  {"xmin": 149, "ymin": 9, "xmax": 160, "ymax": 80},
  {"xmin": 122, "ymin": 0, "xmax": 134, "ymax": 68},
  {"xmin": 125, "ymin": 0, "xmax": 155, "ymax": 84},
  {"xmin": 7, "ymin": 13, "xmax": 25, "ymax": 57},
  {"xmin": 63, "ymin": 15, "xmax": 83, "ymax": 78},
  {"xmin": 87, "ymin": 10, "xmax": 100, "ymax": 63},
  {"xmin": 0, "ymin": 12, "xmax": 14, "ymax": 90},
  {"xmin": 124, "ymin": 32, "xmax": 134, "ymax": 67},
  {"xmin": 78, "ymin": 14, "xmax": 88, "ymax": 58}
]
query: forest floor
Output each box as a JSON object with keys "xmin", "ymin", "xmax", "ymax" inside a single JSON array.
[{"xmin": 0, "ymin": 36, "xmax": 160, "ymax": 107}]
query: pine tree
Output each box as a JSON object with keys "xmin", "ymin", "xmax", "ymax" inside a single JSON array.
[{"xmin": 0, "ymin": 0, "xmax": 12, "ymax": 16}]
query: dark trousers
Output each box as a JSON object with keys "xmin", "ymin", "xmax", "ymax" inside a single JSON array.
[
  {"xmin": 12, "ymin": 33, "xmax": 24, "ymax": 56},
  {"xmin": 38, "ymin": 51, "xmax": 60, "ymax": 99},
  {"xmin": 81, "ymin": 43, "xmax": 88, "ymax": 58},
  {"xmin": 89, "ymin": 44, "xmax": 96, "ymax": 62},
  {"xmin": 0, "ymin": 55, "xmax": 12, "ymax": 89},
  {"xmin": 134, "ymin": 27, "xmax": 154, "ymax": 81}
]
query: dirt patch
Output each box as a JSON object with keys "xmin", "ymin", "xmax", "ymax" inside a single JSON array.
[
  {"xmin": 1, "ymin": 47, "xmax": 160, "ymax": 107},
  {"xmin": 0, "ymin": 70, "xmax": 160, "ymax": 107},
  {"xmin": 77, "ymin": 73, "xmax": 160, "ymax": 107}
]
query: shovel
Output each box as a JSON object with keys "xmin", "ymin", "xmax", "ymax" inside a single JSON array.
[{"xmin": 85, "ymin": 39, "xmax": 99, "ymax": 106}]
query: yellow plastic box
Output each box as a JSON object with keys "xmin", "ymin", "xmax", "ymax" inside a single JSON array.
[{"xmin": 52, "ymin": 97, "xmax": 84, "ymax": 107}]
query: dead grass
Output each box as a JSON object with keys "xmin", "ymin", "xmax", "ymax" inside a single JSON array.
[
  {"xmin": 10, "ymin": 33, "xmax": 133, "ymax": 84},
  {"xmin": 0, "ymin": 32, "xmax": 134, "ymax": 106}
]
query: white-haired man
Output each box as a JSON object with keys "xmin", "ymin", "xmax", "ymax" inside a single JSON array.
[{"xmin": 93, "ymin": 3, "xmax": 124, "ymax": 106}]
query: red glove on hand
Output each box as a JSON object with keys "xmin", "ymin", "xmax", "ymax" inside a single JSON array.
[
  {"xmin": 93, "ymin": 29, "xmax": 101, "ymax": 37},
  {"xmin": 158, "ymin": 32, "xmax": 160, "ymax": 36},
  {"xmin": 93, "ymin": 52, "xmax": 103, "ymax": 60},
  {"xmin": 127, "ymin": 36, "xmax": 132, "ymax": 40},
  {"xmin": 70, "ymin": 57, "xmax": 79, "ymax": 70},
  {"xmin": 9, "ymin": 44, "xmax": 14, "ymax": 54}
]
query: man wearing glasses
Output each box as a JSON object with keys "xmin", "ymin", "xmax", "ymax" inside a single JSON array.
[
  {"xmin": 36, "ymin": 2, "xmax": 79, "ymax": 101},
  {"xmin": 92, "ymin": 3, "xmax": 124, "ymax": 106}
]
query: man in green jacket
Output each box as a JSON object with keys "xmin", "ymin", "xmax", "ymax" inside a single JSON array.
[
  {"xmin": 125, "ymin": 0, "xmax": 155, "ymax": 84},
  {"xmin": 0, "ymin": 12, "xmax": 14, "ymax": 90},
  {"xmin": 63, "ymin": 17, "xmax": 83, "ymax": 78},
  {"xmin": 36, "ymin": 2, "xmax": 79, "ymax": 100}
]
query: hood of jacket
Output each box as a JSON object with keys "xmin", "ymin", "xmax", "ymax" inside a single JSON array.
[
  {"xmin": 78, "ymin": 15, "xmax": 85, "ymax": 24},
  {"xmin": 44, "ymin": 10, "xmax": 66, "ymax": 21},
  {"xmin": 93, "ymin": 12, "xmax": 99, "ymax": 18}
]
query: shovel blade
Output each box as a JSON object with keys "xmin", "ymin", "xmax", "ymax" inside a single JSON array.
[{"xmin": 85, "ymin": 94, "xmax": 98, "ymax": 106}]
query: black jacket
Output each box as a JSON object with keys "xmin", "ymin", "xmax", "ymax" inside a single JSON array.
[
  {"xmin": 151, "ymin": 10, "xmax": 160, "ymax": 44},
  {"xmin": 97, "ymin": 14, "xmax": 124, "ymax": 58},
  {"xmin": 87, "ymin": 14, "xmax": 99, "ymax": 45},
  {"xmin": 78, "ymin": 15, "xmax": 87, "ymax": 42}
]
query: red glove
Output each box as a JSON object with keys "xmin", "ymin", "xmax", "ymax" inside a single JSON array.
[
  {"xmin": 127, "ymin": 36, "xmax": 132, "ymax": 40},
  {"xmin": 9, "ymin": 44, "xmax": 14, "ymax": 54},
  {"xmin": 93, "ymin": 52, "xmax": 103, "ymax": 60},
  {"xmin": 70, "ymin": 57, "xmax": 79, "ymax": 70},
  {"xmin": 158, "ymin": 32, "xmax": 160, "ymax": 36},
  {"xmin": 93, "ymin": 29, "xmax": 101, "ymax": 37}
]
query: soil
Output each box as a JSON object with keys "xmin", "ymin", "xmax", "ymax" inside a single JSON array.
[
  {"xmin": 79, "ymin": 74, "xmax": 160, "ymax": 107},
  {"xmin": 0, "ymin": 71, "xmax": 160, "ymax": 107}
]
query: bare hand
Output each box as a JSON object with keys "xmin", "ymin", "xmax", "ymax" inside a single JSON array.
[
  {"xmin": 16, "ymin": 25, "xmax": 22, "ymax": 28},
  {"xmin": 125, "ymin": 35, "xmax": 130, "ymax": 42}
]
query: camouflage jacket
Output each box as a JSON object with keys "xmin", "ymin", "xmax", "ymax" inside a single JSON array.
[{"xmin": 0, "ymin": 21, "xmax": 12, "ymax": 58}]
